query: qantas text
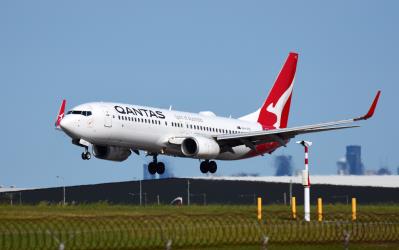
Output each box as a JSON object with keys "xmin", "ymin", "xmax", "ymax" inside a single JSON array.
[{"xmin": 114, "ymin": 106, "xmax": 166, "ymax": 119}]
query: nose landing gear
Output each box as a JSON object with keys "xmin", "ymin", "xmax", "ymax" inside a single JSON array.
[
  {"xmin": 200, "ymin": 160, "xmax": 217, "ymax": 174},
  {"xmin": 147, "ymin": 155, "xmax": 166, "ymax": 175},
  {"xmin": 81, "ymin": 147, "xmax": 91, "ymax": 160}
]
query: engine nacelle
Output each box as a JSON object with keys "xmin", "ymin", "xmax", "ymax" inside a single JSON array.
[
  {"xmin": 93, "ymin": 145, "xmax": 131, "ymax": 162},
  {"xmin": 181, "ymin": 136, "xmax": 220, "ymax": 159}
]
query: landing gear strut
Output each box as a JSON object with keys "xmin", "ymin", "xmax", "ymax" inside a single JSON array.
[
  {"xmin": 148, "ymin": 154, "xmax": 165, "ymax": 175},
  {"xmin": 200, "ymin": 160, "xmax": 217, "ymax": 174},
  {"xmin": 81, "ymin": 147, "xmax": 91, "ymax": 160}
]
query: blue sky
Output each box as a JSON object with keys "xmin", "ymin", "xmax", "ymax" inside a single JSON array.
[{"xmin": 0, "ymin": 1, "xmax": 397, "ymax": 187}]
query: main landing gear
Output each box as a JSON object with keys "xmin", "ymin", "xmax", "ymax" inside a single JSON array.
[
  {"xmin": 81, "ymin": 147, "xmax": 91, "ymax": 160},
  {"xmin": 200, "ymin": 160, "xmax": 217, "ymax": 174},
  {"xmin": 148, "ymin": 155, "xmax": 165, "ymax": 175}
]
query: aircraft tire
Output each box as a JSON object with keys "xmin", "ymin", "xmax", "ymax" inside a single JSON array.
[
  {"xmin": 148, "ymin": 162, "xmax": 157, "ymax": 175},
  {"xmin": 209, "ymin": 161, "xmax": 217, "ymax": 173},
  {"xmin": 157, "ymin": 162, "xmax": 165, "ymax": 175},
  {"xmin": 200, "ymin": 161, "xmax": 209, "ymax": 173},
  {"xmin": 85, "ymin": 152, "xmax": 91, "ymax": 160}
]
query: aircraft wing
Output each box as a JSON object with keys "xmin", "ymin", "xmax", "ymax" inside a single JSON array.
[{"xmin": 215, "ymin": 91, "xmax": 381, "ymax": 150}]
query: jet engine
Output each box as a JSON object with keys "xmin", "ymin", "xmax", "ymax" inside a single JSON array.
[
  {"xmin": 93, "ymin": 145, "xmax": 131, "ymax": 162},
  {"xmin": 181, "ymin": 136, "xmax": 220, "ymax": 159}
]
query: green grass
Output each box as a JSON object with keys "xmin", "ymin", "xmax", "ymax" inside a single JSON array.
[
  {"xmin": 0, "ymin": 204, "xmax": 398, "ymax": 249},
  {"xmin": 1, "ymin": 203, "xmax": 398, "ymax": 217}
]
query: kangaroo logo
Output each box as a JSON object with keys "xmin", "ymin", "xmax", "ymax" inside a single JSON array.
[{"xmin": 266, "ymin": 82, "xmax": 294, "ymax": 128}]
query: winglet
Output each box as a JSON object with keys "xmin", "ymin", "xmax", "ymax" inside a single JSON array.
[
  {"xmin": 55, "ymin": 99, "xmax": 66, "ymax": 128},
  {"xmin": 354, "ymin": 91, "xmax": 381, "ymax": 121}
]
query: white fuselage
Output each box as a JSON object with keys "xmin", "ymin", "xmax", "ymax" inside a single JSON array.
[{"xmin": 60, "ymin": 102, "xmax": 266, "ymax": 160}]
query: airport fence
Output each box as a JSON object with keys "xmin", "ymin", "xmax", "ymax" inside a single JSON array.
[{"xmin": 0, "ymin": 212, "xmax": 398, "ymax": 249}]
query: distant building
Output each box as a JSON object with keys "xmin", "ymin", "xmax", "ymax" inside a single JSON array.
[
  {"xmin": 274, "ymin": 155, "xmax": 293, "ymax": 176},
  {"xmin": 143, "ymin": 164, "xmax": 156, "ymax": 180},
  {"xmin": 346, "ymin": 145, "xmax": 364, "ymax": 175},
  {"xmin": 377, "ymin": 167, "xmax": 392, "ymax": 175}
]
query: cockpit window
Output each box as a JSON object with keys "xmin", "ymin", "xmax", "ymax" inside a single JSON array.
[{"xmin": 67, "ymin": 110, "xmax": 92, "ymax": 116}]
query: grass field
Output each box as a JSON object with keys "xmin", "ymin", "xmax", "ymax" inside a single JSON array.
[{"xmin": 0, "ymin": 203, "xmax": 398, "ymax": 249}]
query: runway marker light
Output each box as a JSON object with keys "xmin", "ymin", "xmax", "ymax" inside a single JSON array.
[
  {"xmin": 257, "ymin": 197, "xmax": 262, "ymax": 221},
  {"xmin": 352, "ymin": 198, "xmax": 357, "ymax": 221},
  {"xmin": 291, "ymin": 196, "xmax": 297, "ymax": 219},
  {"xmin": 317, "ymin": 198, "xmax": 323, "ymax": 222}
]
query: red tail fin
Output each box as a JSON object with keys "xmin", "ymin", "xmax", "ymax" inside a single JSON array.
[
  {"xmin": 257, "ymin": 52, "xmax": 298, "ymax": 129},
  {"xmin": 55, "ymin": 99, "xmax": 66, "ymax": 128}
]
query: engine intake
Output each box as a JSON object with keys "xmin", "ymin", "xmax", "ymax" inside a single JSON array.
[
  {"xmin": 93, "ymin": 145, "xmax": 131, "ymax": 162},
  {"xmin": 181, "ymin": 137, "xmax": 220, "ymax": 159}
]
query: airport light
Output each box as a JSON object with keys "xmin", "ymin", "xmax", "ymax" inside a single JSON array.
[
  {"xmin": 257, "ymin": 197, "xmax": 262, "ymax": 221},
  {"xmin": 296, "ymin": 140, "xmax": 312, "ymax": 222},
  {"xmin": 56, "ymin": 176, "xmax": 66, "ymax": 206},
  {"xmin": 291, "ymin": 196, "xmax": 297, "ymax": 219},
  {"xmin": 317, "ymin": 198, "xmax": 323, "ymax": 222}
]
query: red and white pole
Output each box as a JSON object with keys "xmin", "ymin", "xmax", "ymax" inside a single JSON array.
[
  {"xmin": 297, "ymin": 140, "xmax": 312, "ymax": 222},
  {"xmin": 304, "ymin": 145, "xmax": 311, "ymax": 186}
]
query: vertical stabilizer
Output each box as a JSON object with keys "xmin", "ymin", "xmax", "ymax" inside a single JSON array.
[
  {"xmin": 55, "ymin": 99, "xmax": 66, "ymax": 128},
  {"xmin": 240, "ymin": 52, "xmax": 298, "ymax": 129}
]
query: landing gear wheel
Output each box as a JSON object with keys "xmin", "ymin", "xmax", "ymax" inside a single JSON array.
[
  {"xmin": 148, "ymin": 162, "xmax": 157, "ymax": 175},
  {"xmin": 200, "ymin": 161, "xmax": 209, "ymax": 174},
  {"xmin": 209, "ymin": 161, "xmax": 217, "ymax": 174},
  {"xmin": 81, "ymin": 152, "xmax": 91, "ymax": 160},
  {"xmin": 156, "ymin": 162, "xmax": 165, "ymax": 175}
]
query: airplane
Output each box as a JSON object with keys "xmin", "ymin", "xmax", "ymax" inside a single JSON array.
[{"xmin": 55, "ymin": 52, "xmax": 381, "ymax": 175}]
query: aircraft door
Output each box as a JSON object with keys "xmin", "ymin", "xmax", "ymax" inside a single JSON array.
[{"xmin": 104, "ymin": 110, "xmax": 112, "ymax": 128}]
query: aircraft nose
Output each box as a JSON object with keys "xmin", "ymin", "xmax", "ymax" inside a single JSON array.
[{"xmin": 60, "ymin": 116, "xmax": 74, "ymax": 134}]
